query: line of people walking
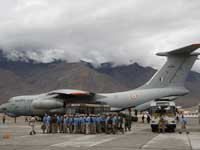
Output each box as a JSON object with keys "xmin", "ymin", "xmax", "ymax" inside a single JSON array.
[{"xmin": 41, "ymin": 113, "xmax": 132, "ymax": 135}]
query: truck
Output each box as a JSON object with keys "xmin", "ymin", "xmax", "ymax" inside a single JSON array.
[{"xmin": 150, "ymin": 100, "xmax": 177, "ymax": 132}]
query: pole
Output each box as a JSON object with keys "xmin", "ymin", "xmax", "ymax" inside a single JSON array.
[{"xmin": 198, "ymin": 104, "xmax": 200, "ymax": 125}]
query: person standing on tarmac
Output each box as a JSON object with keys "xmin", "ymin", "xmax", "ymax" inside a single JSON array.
[
  {"xmin": 90, "ymin": 115, "xmax": 93, "ymax": 134},
  {"xmin": 80, "ymin": 115, "xmax": 85, "ymax": 134},
  {"xmin": 89, "ymin": 115, "xmax": 93, "ymax": 134},
  {"xmin": 147, "ymin": 114, "xmax": 151, "ymax": 124},
  {"xmin": 63, "ymin": 115, "xmax": 67, "ymax": 133},
  {"xmin": 60, "ymin": 115, "xmax": 64, "ymax": 133},
  {"xmin": 73, "ymin": 115, "xmax": 79, "ymax": 134},
  {"xmin": 101, "ymin": 115, "xmax": 106, "ymax": 133},
  {"xmin": 106, "ymin": 115, "xmax": 113, "ymax": 134},
  {"xmin": 117, "ymin": 115, "xmax": 124, "ymax": 134},
  {"xmin": 158, "ymin": 116, "xmax": 166, "ymax": 133},
  {"xmin": 2, "ymin": 114, "xmax": 6, "ymax": 124},
  {"xmin": 83, "ymin": 115, "xmax": 87, "ymax": 134},
  {"xmin": 68, "ymin": 115, "xmax": 73, "ymax": 133},
  {"xmin": 176, "ymin": 114, "xmax": 180, "ymax": 124},
  {"xmin": 56, "ymin": 115, "xmax": 63, "ymax": 133},
  {"xmin": 105, "ymin": 115, "xmax": 109, "ymax": 134},
  {"xmin": 142, "ymin": 114, "xmax": 145, "ymax": 123},
  {"xmin": 66, "ymin": 115, "xmax": 70, "ymax": 133},
  {"xmin": 42, "ymin": 114, "xmax": 47, "ymax": 133},
  {"xmin": 125, "ymin": 114, "xmax": 132, "ymax": 132},
  {"xmin": 25, "ymin": 116, "xmax": 28, "ymax": 123},
  {"xmin": 112, "ymin": 115, "xmax": 117, "ymax": 134},
  {"xmin": 91, "ymin": 115, "xmax": 96, "ymax": 134},
  {"xmin": 96, "ymin": 115, "xmax": 102, "ymax": 133},
  {"xmin": 46, "ymin": 115, "xmax": 51, "ymax": 133},
  {"xmin": 51, "ymin": 114, "xmax": 57, "ymax": 133},
  {"xmin": 29, "ymin": 116, "xmax": 36, "ymax": 135},
  {"xmin": 179, "ymin": 113, "xmax": 189, "ymax": 134},
  {"xmin": 85, "ymin": 115, "xmax": 91, "ymax": 135},
  {"xmin": 77, "ymin": 115, "xmax": 81, "ymax": 134},
  {"xmin": 94, "ymin": 115, "xmax": 97, "ymax": 134}
]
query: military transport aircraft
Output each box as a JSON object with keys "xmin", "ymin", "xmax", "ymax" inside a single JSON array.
[{"xmin": 0, "ymin": 44, "xmax": 200, "ymax": 117}]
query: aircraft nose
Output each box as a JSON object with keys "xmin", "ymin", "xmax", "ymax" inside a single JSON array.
[{"xmin": 0, "ymin": 103, "xmax": 8, "ymax": 113}]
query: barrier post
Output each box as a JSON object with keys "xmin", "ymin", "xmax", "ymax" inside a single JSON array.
[{"xmin": 198, "ymin": 104, "xmax": 200, "ymax": 125}]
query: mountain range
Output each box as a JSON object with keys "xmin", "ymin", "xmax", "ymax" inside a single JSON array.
[{"xmin": 0, "ymin": 50, "xmax": 200, "ymax": 108}]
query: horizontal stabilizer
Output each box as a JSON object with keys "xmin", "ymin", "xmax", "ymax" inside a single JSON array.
[{"xmin": 157, "ymin": 44, "xmax": 200, "ymax": 56}]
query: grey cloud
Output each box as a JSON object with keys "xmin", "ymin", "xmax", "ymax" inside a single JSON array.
[{"xmin": 0, "ymin": 0, "xmax": 200, "ymax": 71}]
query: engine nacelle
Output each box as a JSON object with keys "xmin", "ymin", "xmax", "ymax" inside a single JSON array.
[
  {"xmin": 32, "ymin": 99, "xmax": 63, "ymax": 109},
  {"xmin": 50, "ymin": 108, "xmax": 65, "ymax": 114}
]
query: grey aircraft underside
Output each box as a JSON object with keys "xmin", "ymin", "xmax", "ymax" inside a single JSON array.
[{"xmin": 0, "ymin": 44, "xmax": 200, "ymax": 117}]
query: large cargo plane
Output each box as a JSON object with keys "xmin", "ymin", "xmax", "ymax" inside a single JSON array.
[{"xmin": 0, "ymin": 44, "xmax": 200, "ymax": 117}]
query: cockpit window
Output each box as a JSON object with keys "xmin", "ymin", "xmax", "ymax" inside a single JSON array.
[{"xmin": 8, "ymin": 99, "xmax": 14, "ymax": 102}]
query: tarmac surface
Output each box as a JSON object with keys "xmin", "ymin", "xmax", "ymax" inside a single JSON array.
[{"xmin": 0, "ymin": 117, "xmax": 200, "ymax": 150}]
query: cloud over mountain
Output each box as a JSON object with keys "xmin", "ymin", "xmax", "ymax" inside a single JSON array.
[{"xmin": 0, "ymin": 0, "xmax": 200, "ymax": 70}]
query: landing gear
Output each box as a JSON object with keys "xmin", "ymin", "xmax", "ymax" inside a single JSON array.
[
  {"xmin": 29, "ymin": 131, "xmax": 36, "ymax": 135},
  {"xmin": 166, "ymin": 125, "xmax": 176, "ymax": 133},
  {"xmin": 171, "ymin": 128, "xmax": 175, "ymax": 133},
  {"xmin": 151, "ymin": 125, "xmax": 158, "ymax": 132},
  {"xmin": 151, "ymin": 127, "xmax": 158, "ymax": 132}
]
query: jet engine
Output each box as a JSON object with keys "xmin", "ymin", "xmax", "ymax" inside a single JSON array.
[
  {"xmin": 32, "ymin": 99, "xmax": 63, "ymax": 109},
  {"xmin": 49, "ymin": 108, "xmax": 65, "ymax": 114}
]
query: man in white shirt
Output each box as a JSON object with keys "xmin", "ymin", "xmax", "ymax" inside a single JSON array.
[{"xmin": 29, "ymin": 116, "xmax": 36, "ymax": 135}]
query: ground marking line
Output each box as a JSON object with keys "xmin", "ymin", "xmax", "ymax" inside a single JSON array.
[{"xmin": 51, "ymin": 130, "xmax": 135, "ymax": 147}]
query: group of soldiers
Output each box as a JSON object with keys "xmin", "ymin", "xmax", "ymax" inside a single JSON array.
[{"xmin": 41, "ymin": 113, "xmax": 132, "ymax": 135}]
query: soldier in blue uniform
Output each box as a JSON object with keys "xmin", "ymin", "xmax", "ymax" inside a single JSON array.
[
  {"xmin": 85, "ymin": 115, "xmax": 91, "ymax": 134},
  {"xmin": 46, "ymin": 115, "xmax": 51, "ymax": 133}
]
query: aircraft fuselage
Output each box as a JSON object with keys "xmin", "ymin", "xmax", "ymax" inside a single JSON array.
[{"xmin": 0, "ymin": 87, "xmax": 188, "ymax": 116}]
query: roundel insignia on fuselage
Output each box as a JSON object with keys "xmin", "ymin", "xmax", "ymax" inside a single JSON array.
[{"xmin": 129, "ymin": 94, "xmax": 138, "ymax": 100}]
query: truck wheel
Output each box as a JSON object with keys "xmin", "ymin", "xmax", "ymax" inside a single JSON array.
[
  {"xmin": 171, "ymin": 128, "xmax": 175, "ymax": 133},
  {"xmin": 152, "ymin": 128, "xmax": 157, "ymax": 132}
]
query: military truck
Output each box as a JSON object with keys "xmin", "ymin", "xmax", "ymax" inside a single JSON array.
[{"xmin": 150, "ymin": 100, "xmax": 176, "ymax": 132}]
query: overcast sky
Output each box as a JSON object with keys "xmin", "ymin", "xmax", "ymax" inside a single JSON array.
[{"xmin": 0, "ymin": 0, "xmax": 200, "ymax": 71}]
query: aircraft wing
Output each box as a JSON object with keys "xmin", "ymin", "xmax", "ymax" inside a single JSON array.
[
  {"xmin": 47, "ymin": 89, "xmax": 97, "ymax": 103},
  {"xmin": 49, "ymin": 89, "xmax": 92, "ymax": 95}
]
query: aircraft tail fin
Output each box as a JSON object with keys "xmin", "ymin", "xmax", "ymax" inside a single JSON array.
[{"xmin": 141, "ymin": 44, "xmax": 200, "ymax": 89}]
